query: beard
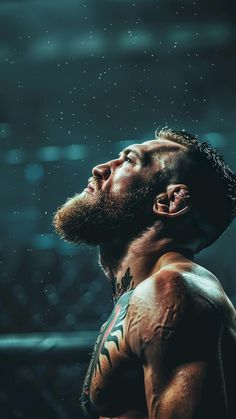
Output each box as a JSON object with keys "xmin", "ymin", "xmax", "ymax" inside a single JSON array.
[{"xmin": 53, "ymin": 177, "xmax": 160, "ymax": 246}]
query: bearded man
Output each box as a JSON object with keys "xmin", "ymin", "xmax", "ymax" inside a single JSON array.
[{"xmin": 54, "ymin": 128, "xmax": 236, "ymax": 419}]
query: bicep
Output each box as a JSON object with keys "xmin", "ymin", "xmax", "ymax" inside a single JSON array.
[
  {"xmin": 143, "ymin": 360, "xmax": 207, "ymax": 419},
  {"xmin": 140, "ymin": 304, "xmax": 221, "ymax": 419}
]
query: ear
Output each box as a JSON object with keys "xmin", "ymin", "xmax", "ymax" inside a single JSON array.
[{"xmin": 153, "ymin": 184, "xmax": 191, "ymax": 218}]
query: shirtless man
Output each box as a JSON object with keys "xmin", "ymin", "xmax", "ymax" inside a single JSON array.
[{"xmin": 54, "ymin": 128, "xmax": 236, "ymax": 419}]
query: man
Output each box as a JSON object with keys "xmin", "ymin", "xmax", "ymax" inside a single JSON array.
[{"xmin": 54, "ymin": 128, "xmax": 236, "ymax": 419}]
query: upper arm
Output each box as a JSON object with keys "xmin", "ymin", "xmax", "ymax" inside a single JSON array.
[
  {"xmin": 125, "ymin": 271, "xmax": 222, "ymax": 419},
  {"xmin": 143, "ymin": 360, "xmax": 207, "ymax": 419}
]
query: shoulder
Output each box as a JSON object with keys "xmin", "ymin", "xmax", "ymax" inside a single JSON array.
[
  {"xmin": 128, "ymin": 263, "xmax": 229, "ymax": 320},
  {"xmin": 127, "ymin": 270, "xmax": 190, "ymax": 329},
  {"xmin": 125, "ymin": 269, "xmax": 223, "ymax": 358},
  {"xmin": 127, "ymin": 268, "xmax": 207, "ymax": 320}
]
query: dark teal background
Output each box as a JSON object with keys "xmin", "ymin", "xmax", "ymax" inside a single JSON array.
[{"xmin": 0, "ymin": 0, "xmax": 235, "ymax": 417}]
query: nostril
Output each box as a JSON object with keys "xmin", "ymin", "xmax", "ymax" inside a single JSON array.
[
  {"xmin": 92, "ymin": 166, "xmax": 103, "ymax": 179},
  {"xmin": 92, "ymin": 167, "xmax": 102, "ymax": 179},
  {"xmin": 92, "ymin": 164, "xmax": 111, "ymax": 181}
]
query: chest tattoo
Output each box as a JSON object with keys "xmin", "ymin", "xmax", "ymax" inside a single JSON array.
[
  {"xmin": 81, "ymin": 290, "xmax": 134, "ymax": 416},
  {"xmin": 109, "ymin": 267, "xmax": 135, "ymax": 304},
  {"xmin": 93, "ymin": 301, "xmax": 129, "ymax": 375}
]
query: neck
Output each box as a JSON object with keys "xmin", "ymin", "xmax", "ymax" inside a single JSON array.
[{"xmin": 99, "ymin": 225, "xmax": 194, "ymax": 304}]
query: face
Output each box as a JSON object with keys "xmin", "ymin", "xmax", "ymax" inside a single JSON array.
[{"xmin": 53, "ymin": 139, "xmax": 183, "ymax": 245}]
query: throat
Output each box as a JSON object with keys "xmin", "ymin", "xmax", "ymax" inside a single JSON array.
[
  {"xmin": 99, "ymin": 227, "xmax": 194, "ymax": 304},
  {"xmin": 109, "ymin": 267, "xmax": 135, "ymax": 303}
]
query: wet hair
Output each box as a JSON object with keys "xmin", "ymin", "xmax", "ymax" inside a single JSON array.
[{"xmin": 155, "ymin": 127, "xmax": 236, "ymax": 248}]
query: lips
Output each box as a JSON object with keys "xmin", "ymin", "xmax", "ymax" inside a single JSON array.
[
  {"xmin": 87, "ymin": 182, "xmax": 95, "ymax": 192},
  {"xmin": 84, "ymin": 182, "xmax": 95, "ymax": 194},
  {"xmin": 84, "ymin": 178, "xmax": 101, "ymax": 194}
]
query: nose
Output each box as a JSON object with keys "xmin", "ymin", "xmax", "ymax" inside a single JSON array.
[{"xmin": 92, "ymin": 161, "xmax": 111, "ymax": 181}]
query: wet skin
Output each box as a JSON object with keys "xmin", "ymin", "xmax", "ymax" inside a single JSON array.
[
  {"xmin": 81, "ymin": 257, "xmax": 236, "ymax": 419},
  {"xmin": 79, "ymin": 139, "xmax": 236, "ymax": 418}
]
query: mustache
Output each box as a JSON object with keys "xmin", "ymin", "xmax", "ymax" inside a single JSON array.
[{"xmin": 88, "ymin": 176, "xmax": 102, "ymax": 190}]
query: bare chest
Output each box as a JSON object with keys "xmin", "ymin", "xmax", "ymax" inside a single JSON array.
[{"xmin": 81, "ymin": 291, "xmax": 146, "ymax": 418}]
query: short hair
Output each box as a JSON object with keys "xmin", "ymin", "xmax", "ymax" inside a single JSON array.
[{"xmin": 155, "ymin": 127, "xmax": 236, "ymax": 247}]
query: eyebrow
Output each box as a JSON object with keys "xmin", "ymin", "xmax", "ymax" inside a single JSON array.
[{"xmin": 119, "ymin": 147, "xmax": 150, "ymax": 165}]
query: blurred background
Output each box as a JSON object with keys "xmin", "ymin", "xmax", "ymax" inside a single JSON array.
[{"xmin": 0, "ymin": 0, "xmax": 235, "ymax": 417}]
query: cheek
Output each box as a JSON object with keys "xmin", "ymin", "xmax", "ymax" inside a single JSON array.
[{"xmin": 111, "ymin": 170, "xmax": 143, "ymax": 193}]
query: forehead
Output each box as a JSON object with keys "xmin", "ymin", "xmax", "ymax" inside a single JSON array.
[
  {"xmin": 125, "ymin": 138, "xmax": 186, "ymax": 159},
  {"xmin": 141, "ymin": 138, "xmax": 185, "ymax": 153}
]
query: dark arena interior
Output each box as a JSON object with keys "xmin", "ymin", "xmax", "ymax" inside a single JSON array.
[{"xmin": 0, "ymin": 0, "xmax": 236, "ymax": 418}]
